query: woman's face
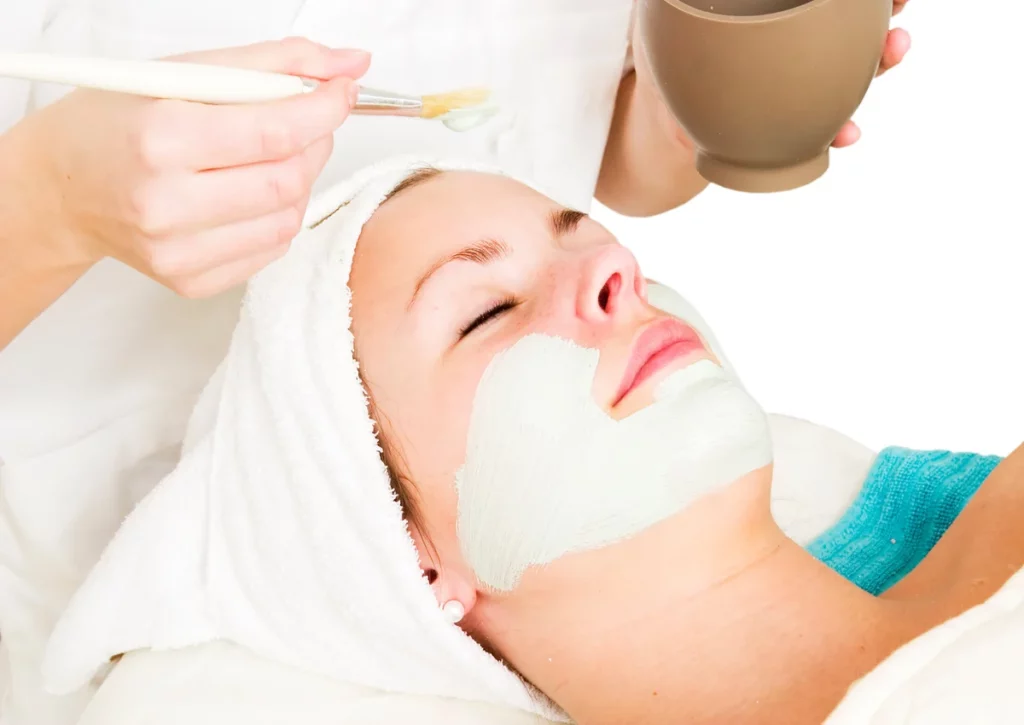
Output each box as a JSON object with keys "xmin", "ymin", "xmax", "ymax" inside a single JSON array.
[{"xmin": 350, "ymin": 171, "xmax": 715, "ymax": 566}]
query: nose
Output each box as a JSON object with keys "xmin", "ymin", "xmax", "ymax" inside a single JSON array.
[{"xmin": 575, "ymin": 244, "xmax": 646, "ymax": 324}]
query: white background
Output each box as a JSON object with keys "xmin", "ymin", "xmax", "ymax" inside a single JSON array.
[{"xmin": 594, "ymin": 1, "xmax": 1023, "ymax": 456}]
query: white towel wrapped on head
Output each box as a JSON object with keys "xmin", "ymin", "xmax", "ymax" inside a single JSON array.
[{"xmin": 42, "ymin": 156, "xmax": 566, "ymax": 720}]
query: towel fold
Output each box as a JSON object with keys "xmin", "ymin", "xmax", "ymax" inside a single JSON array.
[{"xmin": 42, "ymin": 156, "xmax": 565, "ymax": 720}]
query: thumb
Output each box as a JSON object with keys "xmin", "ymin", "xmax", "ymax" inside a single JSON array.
[{"xmin": 172, "ymin": 37, "xmax": 371, "ymax": 81}]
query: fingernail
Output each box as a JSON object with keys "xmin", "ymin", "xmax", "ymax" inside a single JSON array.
[
  {"xmin": 346, "ymin": 79, "xmax": 361, "ymax": 107},
  {"xmin": 334, "ymin": 48, "xmax": 371, "ymax": 63}
]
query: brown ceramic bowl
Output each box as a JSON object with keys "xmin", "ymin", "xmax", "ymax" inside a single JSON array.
[{"xmin": 638, "ymin": 0, "xmax": 892, "ymax": 193}]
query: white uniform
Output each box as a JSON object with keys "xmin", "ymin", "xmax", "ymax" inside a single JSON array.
[{"xmin": 0, "ymin": 2, "xmax": 635, "ymax": 723}]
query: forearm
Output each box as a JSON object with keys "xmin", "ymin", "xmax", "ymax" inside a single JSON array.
[
  {"xmin": 595, "ymin": 68, "xmax": 709, "ymax": 217},
  {"xmin": 0, "ymin": 122, "xmax": 93, "ymax": 349}
]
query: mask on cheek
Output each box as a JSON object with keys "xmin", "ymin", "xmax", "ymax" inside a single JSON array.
[{"xmin": 455, "ymin": 334, "xmax": 774, "ymax": 592}]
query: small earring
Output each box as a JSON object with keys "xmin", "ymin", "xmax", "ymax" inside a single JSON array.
[{"xmin": 441, "ymin": 600, "xmax": 465, "ymax": 624}]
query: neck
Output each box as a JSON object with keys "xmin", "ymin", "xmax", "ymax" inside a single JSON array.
[{"xmin": 471, "ymin": 468, "xmax": 921, "ymax": 725}]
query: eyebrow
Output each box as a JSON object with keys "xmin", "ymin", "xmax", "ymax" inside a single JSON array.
[
  {"xmin": 408, "ymin": 238, "xmax": 511, "ymax": 309},
  {"xmin": 549, "ymin": 208, "xmax": 587, "ymax": 238},
  {"xmin": 406, "ymin": 207, "xmax": 588, "ymax": 310}
]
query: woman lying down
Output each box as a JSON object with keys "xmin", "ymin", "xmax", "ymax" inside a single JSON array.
[{"xmin": 44, "ymin": 158, "xmax": 1024, "ymax": 725}]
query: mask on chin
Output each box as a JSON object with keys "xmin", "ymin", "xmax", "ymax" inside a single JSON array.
[{"xmin": 455, "ymin": 333, "xmax": 774, "ymax": 592}]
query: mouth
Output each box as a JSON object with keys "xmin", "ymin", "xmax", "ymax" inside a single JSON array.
[{"xmin": 612, "ymin": 318, "xmax": 707, "ymax": 407}]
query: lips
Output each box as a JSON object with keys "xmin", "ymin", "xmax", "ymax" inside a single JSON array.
[{"xmin": 613, "ymin": 318, "xmax": 706, "ymax": 406}]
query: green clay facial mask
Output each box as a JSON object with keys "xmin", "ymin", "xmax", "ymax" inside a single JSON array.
[{"xmin": 455, "ymin": 333, "xmax": 773, "ymax": 592}]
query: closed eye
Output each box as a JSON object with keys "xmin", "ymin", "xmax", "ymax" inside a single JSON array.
[{"xmin": 458, "ymin": 297, "xmax": 519, "ymax": 340}]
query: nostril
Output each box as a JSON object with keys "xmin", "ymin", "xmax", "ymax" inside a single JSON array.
[{"xmin": 598, "ymin": 272, "xmax": 621, "ymax": 313}]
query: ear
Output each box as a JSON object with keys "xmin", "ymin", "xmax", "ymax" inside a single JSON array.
[{"xmin": 409, "ymin": 523, "xmax": 479, "ymax": 623}]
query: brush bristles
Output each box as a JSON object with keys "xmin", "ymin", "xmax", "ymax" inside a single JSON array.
[{"xmin": 420, "ymin": 87, "xmax": 491, "ymax": 119}]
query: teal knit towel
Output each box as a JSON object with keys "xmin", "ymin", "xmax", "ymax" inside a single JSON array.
[{"xmin": 806, "ymin": 446, "xmax": 1002, "ymax": 595}]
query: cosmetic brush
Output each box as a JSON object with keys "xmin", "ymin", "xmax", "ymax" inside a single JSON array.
[{"xmin": 0, "ymin": 53, "xmax": 497, "ymax": 130}]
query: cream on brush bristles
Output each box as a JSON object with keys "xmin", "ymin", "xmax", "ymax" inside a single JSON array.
[{"xmin": 419, "ymin": 87, "xmax": 492, "ymax": 118}]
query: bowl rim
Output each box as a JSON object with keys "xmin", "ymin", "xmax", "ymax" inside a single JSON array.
[{"xmin": 651, "ymin": 0, "xmax": 836, "ymax": 24}]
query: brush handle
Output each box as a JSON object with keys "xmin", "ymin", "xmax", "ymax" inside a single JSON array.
[
  {"xmin": 0, "ymin": 53, "xmax": 479, "ymax": 126},
  {"xmin": 0, "ymin": 53, "xmax": 313, "ymax": 103}
]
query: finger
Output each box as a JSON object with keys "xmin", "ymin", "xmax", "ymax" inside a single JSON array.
[
  {"xmin": 832, "ymin": 121, "xmax": 861, "ymax": 148},
  {"xmin": 146, "ymin": 197, "xmax": 310, "ymax": 278},
  {"xmin": 177, "ymin": 76, "xmax": 353, "ymax": 169},
  {"xmin": 170, "ymin": 135, "xmax": 332, "ymax": 231},
  {"xmin": 893, "ymin": 0, "xmax": 908, "ymax": 16},
  {"xmin": 877, "ymin": 28, "xmax": 911, "ymax": 76},
  {"xmin": 168, "ymin": 244, "xmax": 293, "ymax": 299},
  {"xmin": 173, "ymin": 37, "xmax": 371, "ymax": 81}
]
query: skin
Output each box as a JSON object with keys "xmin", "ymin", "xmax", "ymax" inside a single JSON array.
[
  {"xmin": 350, "ymin": 169, "xmax": 714, "ymax": 594},
  {"xmin": 477, "ymin": 468, "xmax": 930, "ymax": 725},
  {"xmin": 0, "ymin": 39, "xmax": 368, "ymax": 347},
  {"xmin": 0, "ymin": 2, "xmax": 912, "ymax": 348},
  {"xmin": 350, "ymin": 169, "xmax": 1024, "ymax": 724}
]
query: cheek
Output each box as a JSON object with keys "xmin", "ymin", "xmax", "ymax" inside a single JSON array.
[
  {"xmin": 508, "ymin": 294, "xmax": 578, "ymax": 348},
  {"xmin": 399, "ymin": 376, "xmax": 479, "ymax": 542},
  {"xmin": 515, "ymin": 267, "xmax": 601, "ymax": 348},
  {"xmin": 399, "ymin": 362, "xmax": 483, "ymax": 498}
]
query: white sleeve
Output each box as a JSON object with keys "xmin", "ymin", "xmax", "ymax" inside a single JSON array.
[{"xmin": 0, "ymin": 1, "xmax": 58, "ymax": 132}]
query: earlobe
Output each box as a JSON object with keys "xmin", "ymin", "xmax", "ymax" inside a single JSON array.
[
  {"xmin": 410, "ymin": 525, "xmax": 480, "ymax": 624},
  {"xmin": 431, "ymin": 567, "xmax": 479, "ymax": 625}
]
